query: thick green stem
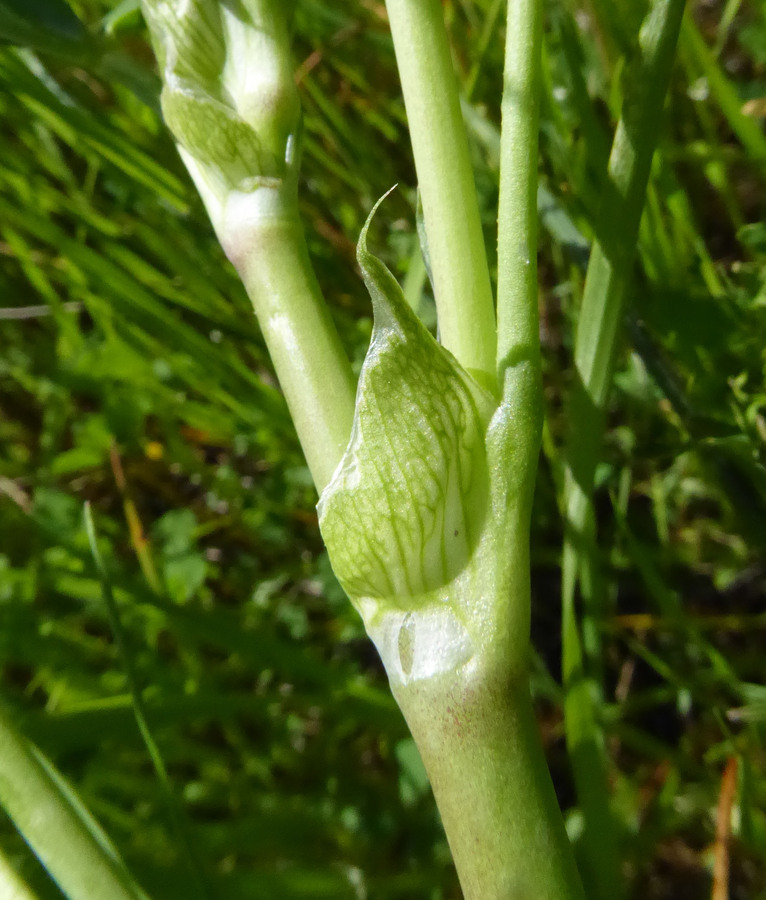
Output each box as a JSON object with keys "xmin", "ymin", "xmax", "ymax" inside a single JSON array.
[
  {"xmin": 143, "ymin": 0, "xmax": 357, "ymax": 493},
  {"xmin": 228, "ymin": 183, "xmax": 356, "ymax": 493},
  {"xmin": 355, "ymin": 497, "xmax": 584, "ymax": 899},
  {"xmin": 385, "ymin": 0, "xmax": 496, "ymax": 389},
  {"xmin": 397, "ymin": 676, "xmax": 584, "ymax": 900},
  {"xmin": 497, "ymin": 0, "xmax": 543, "ymax": 379}
]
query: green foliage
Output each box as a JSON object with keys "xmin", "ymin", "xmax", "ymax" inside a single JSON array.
[
  {"xmin": 0, "ymin": 0, "xmax": 88, "ymax": 58},
  {"xmin": 0, "ymin": 0, "xmax": 765, "ymax": 897}
]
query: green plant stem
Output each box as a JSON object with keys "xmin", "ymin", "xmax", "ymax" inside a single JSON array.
[
  {"xmin": 0, "ymin": 705, "xmax": 150, "ymax": 900},
  {"xmin": 560, "ymin": 1, "xmax": 686, "ymax": 897},
  {"xmin": 399, "ymin": 679, "xmax": 584, "ymax": 900},
  {"xmin": 571, "ymin": 0, "xmax": 685, "ymax": 417},
  {"xmin": 385, "ymin": 0, "xmax": 496, "ymax": 389},
  {"xmin": 229, "ymin": 182, "xmax": 356, "ymax": 493},
  {"xmin": 143, "ymin": 0, "xmax": 357, "ymax": 494},
  {"xmin": 390, "ymin": 545, "xmax": 585, "ymax": 900},
  {"xmin": 496, "ymin": 0, "xmax": 543, "ymax": 379},
  {"xmin": 360, "ymin": 484, "xmax": 584, "ymax": 899}
]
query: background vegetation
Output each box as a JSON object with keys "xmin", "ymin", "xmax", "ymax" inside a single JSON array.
[{"xmin": 0, "ymin": 0, "xmax": 765, "ymax": 897}]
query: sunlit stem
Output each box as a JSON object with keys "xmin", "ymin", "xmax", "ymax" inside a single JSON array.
[
  {"xmin": 226, "ymin": 182, "xmax": 356, "ymax": 493},
  {"xmin": 388, "ymin": 522, "xmax": 586, "ymax": 900},
  {"xmin": 155, "ymin": 0, "xmax": 358, "ymax": 494},
  {"xmin": 497, "ymin": 0, "xmax": 543, "ymax": 382},
  {"xmin": 385, "ymin": 0, "xmax": 497, "ymax": 390}
]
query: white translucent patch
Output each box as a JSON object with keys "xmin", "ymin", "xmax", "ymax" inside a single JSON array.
[{"xmin": 365, "ymin": 606, "xmax": 474, "ymax": 687}]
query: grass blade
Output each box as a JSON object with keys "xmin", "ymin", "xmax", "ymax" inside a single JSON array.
[
  {"xmin": 560, "ymin": 2, "xmax": 686, "ymax": 898},
  {"xmin": 680, "ymin": 16, "xmax": 766, "ymax": 166},
  {"xmin": 0, "ymin": 846, "xmax": 40, "ymax": 900},
  {"xmin": 0, "ymin": 704, "xmax": 150, "ymax": 900},
  {"xmin": 83, "ymin": 503, "xmax": 208, "ymax": 900}
]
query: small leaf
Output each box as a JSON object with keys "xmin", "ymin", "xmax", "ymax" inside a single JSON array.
[{"xmin": 318, "ymin": 193, "xmax": 497, "ymax": 604}]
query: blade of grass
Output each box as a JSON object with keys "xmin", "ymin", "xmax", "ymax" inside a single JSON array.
[
  {"xmin": 0, "ymin": 196, "xmax": 285, "ymax": 430},
  {"xmin": 712, "ymin": 0, "xmax": 744, "ymax": 57},
  {"xmin": 2, "ymin": 49, "xmax": 185, "ymax": 207},
  {"xmin": 560, "ymin": 2, "xmax": 686, "ymax": 898},
  {"xmin": 83, "ymin": 503, "xmax": 208, "ymax": 900},
  {"xmin": 0, "ymin": 704, "xmax": 151, "ymax": 900},
  {"xmin": 0, "ymin": 846, "xmax": 40, "ymax": 900},
  {"xmin": 680, "ymin": 16, "xmax": 766, "ymax": 166}
]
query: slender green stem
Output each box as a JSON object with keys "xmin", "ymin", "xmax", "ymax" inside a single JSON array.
[
  {"xmin": 229, "ymin": 182, "xmax": 356, "ymax": 493},
  {"xmin": 0, "ymin": 705, "xmax": 150, "ymax": 900},
  {"xmin": 385, "ymin": 0, "xmax": 496, "ymax": 389},
  {"xmin": 496, "ymin": 0, "xmax": 543, "ymax": 379},
  {"xmin": 560, "ymin": 2, "xmax": 686, "ymax": 897},
  {"xmin": 84, "ymin": 503, "xmax": 207, "ymax": 900},
  {"xmin": 571, "ymin": 0, "xmax": 686, "ymax": 402}
]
